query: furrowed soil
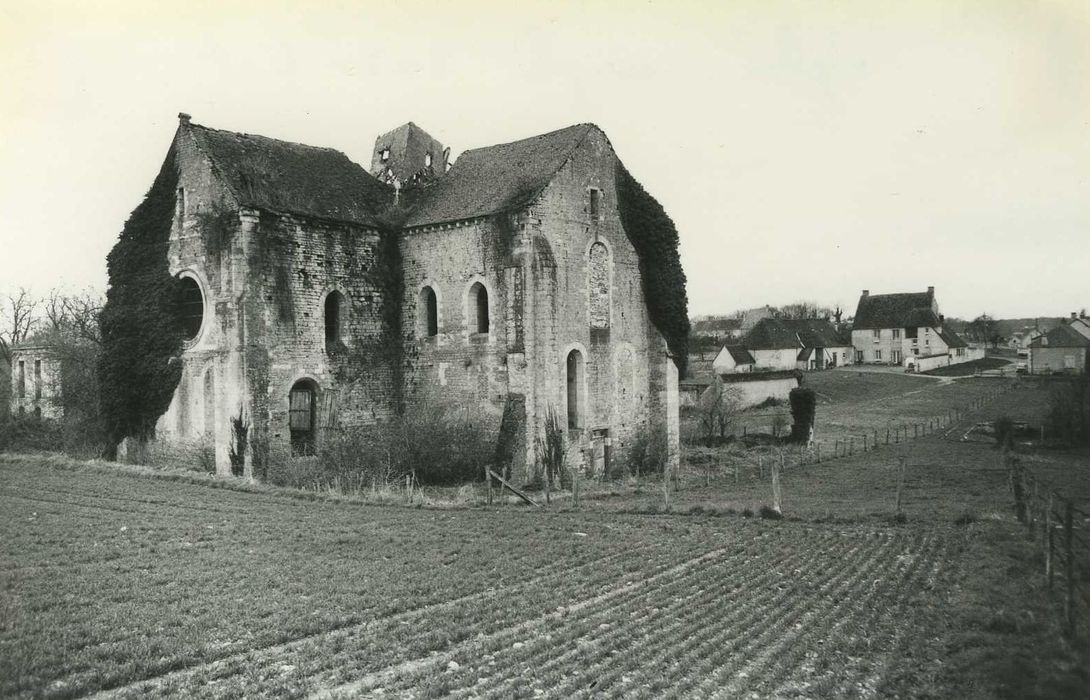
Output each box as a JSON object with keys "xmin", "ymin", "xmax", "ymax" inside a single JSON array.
[{"xmin": 2, "ymin": 447, "xmax": 1087, "ymax": 698}]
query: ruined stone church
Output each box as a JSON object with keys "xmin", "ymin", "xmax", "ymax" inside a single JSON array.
[{"xmin": 149, "ymin": 113, "xmax": 682, "ymax": 480}]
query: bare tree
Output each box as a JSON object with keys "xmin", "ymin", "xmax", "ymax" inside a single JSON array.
[
  {"xmin": 773, "ymin": 300, "xmax": 837, "ymax": 320},
  {"xmin": 0, "ymin": 288, "xmax": 40, "ymax": 365},
  {"xmin": 42, "ymin": 289, "xmax": 102, "ymax": 345}
]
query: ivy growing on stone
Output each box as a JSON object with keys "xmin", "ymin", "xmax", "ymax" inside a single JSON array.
[
  {"xmin": 97, "ymin": 151, "xmax": 186, "ymax": 452},
  {"xmin": 614, "ymin": 161, "xmax": 690, "ymax": 375}
]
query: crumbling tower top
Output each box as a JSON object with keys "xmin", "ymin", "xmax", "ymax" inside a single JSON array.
[{"xmin": 370, "ymin": 122, "xmax": 449, "ymax": 186}]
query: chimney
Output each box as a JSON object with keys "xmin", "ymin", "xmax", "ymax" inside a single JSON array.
[
  {"xmin": 862, "ymin": 289, "xmax": 869, "ymax": 297},
  {"xmin": 178, "ymin": 112, "xmax": 191, "ymax": 125},
  {"xmin": 1072, "ymin": 312, "xmax": 1078, "ymax": 320},
  {"xmin": 927, "ymin": 286, "xmax": 934, "ymax": 294}
]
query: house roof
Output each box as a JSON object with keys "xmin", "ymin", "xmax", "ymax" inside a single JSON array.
[
  {"xmin": 402, "ymin": 124, "xmax": 595, "ymax": 228},
  {"xmin": 721, "ymin": 345, "xmax": 755, "ymax": 364},
  {"xmin": 744, "ymin": 318, "xmax": 849, "ymax": 350},
  {"xmin": 188, "ymin": 122, "xmax": 393, "ymax": 227},
  {"xmin": 937, "ymin": 328, "xmax": 968, "ymax": 349},
  {"xmin": 692, "ymin": 317, "xmax": 742, "ymax": 334},
  {"xmin": 852, "ymin": 290, "xmax": 939, "ymax": 330},
  {"xmin": 1030, "ymin": 324, "xmax": 1090, "ymax": 348}
]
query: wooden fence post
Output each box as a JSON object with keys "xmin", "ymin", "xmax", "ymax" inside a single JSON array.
[
  {"xmin": 772, "ymin": 454, "xmax": 783, "ymax": 513},
  {"xmin": 1010, "ymin": 451, "xmax": 1026, "ymax": 523},
  {"xmin": 1064, "ymin": 499, "xmax": 1075, "ymax": 636},
  {"xmin": 486, "ymin": 463, "xmax": 494, "ymax": 505},
  {"xmin": 1045, "ymin": 493, "xmax": 1053, "ymax": 585},
  {"xmin": 895, "ymin": 457, "xmax": 906, "ymax": 516}
]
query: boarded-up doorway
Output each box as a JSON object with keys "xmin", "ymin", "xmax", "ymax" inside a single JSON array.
[{"xmin": 289, "ymin": 380, "xmax": 317, "ymax": 455}]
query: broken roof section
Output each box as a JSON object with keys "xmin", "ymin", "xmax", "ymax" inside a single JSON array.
[
  {"xmin": 186, "ymin": 118, "xmax": 393, "ymax": 227},
  {"xmin": 852, "ymin": 289, "xmax": 939, "ymax": 330},
  {"xmin": 402, "ymin": 124, "xmax": 595, "ymax": 228}
]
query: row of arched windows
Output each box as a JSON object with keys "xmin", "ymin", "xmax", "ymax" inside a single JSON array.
[{"xmin": 417, "ymin": 281, "xmax": 489, "ymax": 339}]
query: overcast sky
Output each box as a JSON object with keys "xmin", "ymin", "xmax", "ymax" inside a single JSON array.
[{"xmin": 1, "ymin": 0, "xmax": 1087, "ymax": 320}]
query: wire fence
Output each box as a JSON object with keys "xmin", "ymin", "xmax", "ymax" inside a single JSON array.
[{"xmin": 1009, "ymin": 451, "xmax": 1090, "ymax": 637}]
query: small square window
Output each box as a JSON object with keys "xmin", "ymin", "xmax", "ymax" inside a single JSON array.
[{"xmin": 381, "ymin": 148, "xmax": 390, "ymax": 162}]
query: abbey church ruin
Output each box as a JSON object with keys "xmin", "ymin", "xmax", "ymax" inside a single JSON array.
[{"xmin": 102, "ymin": 114, "xmax": 687, "ymax": 482}]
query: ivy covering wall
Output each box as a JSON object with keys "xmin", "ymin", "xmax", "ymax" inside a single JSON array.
[
  {"xmin": 97, "ymin": 151, "xmax": 186, "ymax": 450},
  {"xmin": 614, "ymin": 161, "xmax": 690, "ymax": 376}
]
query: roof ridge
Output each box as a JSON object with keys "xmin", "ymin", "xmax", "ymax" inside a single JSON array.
[
  {"xmin": 188, "ymin": 121, "xmax": 349, "ymax": 157},
  {"xmin": 458, "ymin": 123, "xmax": 594, "ymax": 157}
]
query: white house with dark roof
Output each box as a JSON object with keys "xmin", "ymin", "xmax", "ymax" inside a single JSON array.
[
  {"xmin": 712, "ymin": 345, "xmax": 755, "ymax": 374},
  {"xmin": 739, "ymin": 318, "xmax": 853, "ymax": 372},
  {"xmin": 850, "ymin": 287, "xmax": 976, "ymax": 368}
]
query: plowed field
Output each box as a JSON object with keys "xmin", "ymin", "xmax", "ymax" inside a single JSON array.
[{"xmin": 0, "ymin": 456, "xmax": 1082, "ymax": 698}]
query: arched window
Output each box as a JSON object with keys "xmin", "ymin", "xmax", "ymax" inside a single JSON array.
[
  {"xmin": 177, "ymin": 276, "xmax": 204, "ymax": 341},
  {"xmin": 566, "ymin": 349, "xmax": 584, "ymax": 430},
  {"xmin": 469, "ymin": 282, "xmax": 489, "ymax": 334},
  {"xmin": 420, "ymin": 286, "xmax": 438, "ymax": 337},
  {"xmin": 324, "ymin": 291, "xmax": 345, "ymax": 353},
  {"xmin": 288, "ymin": 379, "xmax": 318, "ymax": 456},
  {"xmin": 588, "ymin": 242, "xmax": 610, "ymax": 329}
]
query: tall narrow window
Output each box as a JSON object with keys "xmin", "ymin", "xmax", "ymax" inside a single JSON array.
[
  {"xmin": 588, "ymin": 242, "xmax": 610, "ymax": 329},
  {"xmin": 176, "ymin": 187, "xmax": 186, "ymax": 225},
  {"xmin": 289, "ymin": 380, "xmax": 318, "ymax": 456},
  {"xmin": 324, "ymin": 291, "xmax": 345, "ymax": 353},
  {"xmin": 425, "ymin": 152, "xmax": 433, "ymax": 168},
  {"xmin": 420, "ymin": 286, "xmax": 438, "ymax": 337},
  {"xmin": 566, "ymin": 350, "xmax": 584, "ymax": 430},
  {"xmin": 34, "ymin": 360, "xmax": 41, "ymax": 400},
  {"xmin": 17, "ymin": 360, "xmax": 25, "ymax": 399},
  {"xmin": 469, "ymin": 282, "xmax": 489, "ymax": 334},
  {"xmin": 589, "ymin": 188, "xmax": 601, "ymax": 221}
]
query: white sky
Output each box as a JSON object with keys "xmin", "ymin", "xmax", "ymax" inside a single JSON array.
[{"xmin": 1, "ymin": 0, "xmax": 1088, "ymax": 320}]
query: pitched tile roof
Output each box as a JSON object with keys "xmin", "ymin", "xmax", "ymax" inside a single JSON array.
[
  {"xmin": 1030, "ymin": 324, "xmax": 1090, "ymax": 348},
  {"xmin": 693, "ymin": 317, "xmax": 742, "ymax": 334},
  {"xmin": 188, "ymin": 123, "xmax": 393, "ymax": 227},
  {"xmin": 402, "ymin": 124, "xmax": 595, "ymax": 228},
  {"xmin": 722, "ymin": 345, "xmax": 755, "ymax": 364},
  {"xmin": 852, "ymin": 290, "xmax": 939, "ymax": 330},
  {"xmin": 937, "ymin": 328, "xmax": 967, "ymax": 349},
  {"xmin": 744, "ymin": 318, "xmax": 850, "ymax": 350}
]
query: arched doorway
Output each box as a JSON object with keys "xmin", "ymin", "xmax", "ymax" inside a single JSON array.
[{"xmin": 289, "ymin": 379, "xmax": 318, "ymax": 456}]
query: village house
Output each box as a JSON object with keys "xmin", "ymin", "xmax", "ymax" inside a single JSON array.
[
  {"xmin": 732, "ymin": 317, "xmax": 852, "ymax": 372},
  {"xmin": 118, "ymin": 114, "xmax": 684, "ymax": 480},
  {"xmin": 690, "ymin": 317, "xmax": 743, "ymax": 344},
  {"xmin": 850, "ymin": 287, "xmax": 975, "ymax": 370},
  {"xmin": 711, "ymin": 345, "xmax": 755, "ymax": 375},
  {"xmin": 1029, "ymin": 315, "xmax": 1090, "ymax": 375}
]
